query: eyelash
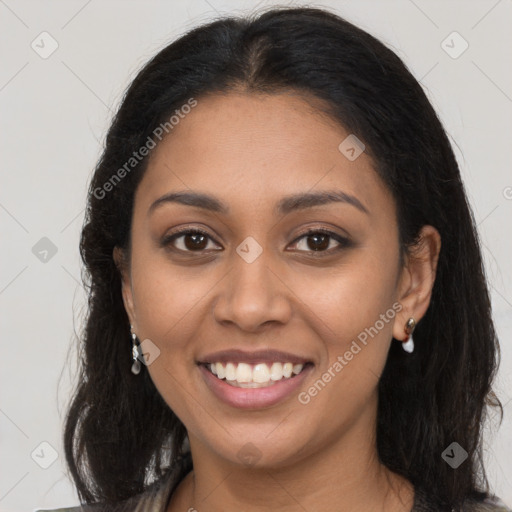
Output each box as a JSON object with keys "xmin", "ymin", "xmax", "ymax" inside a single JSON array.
[{"xmin": 161, "ymin": 227, "xmax": 351, "ymax": 256}]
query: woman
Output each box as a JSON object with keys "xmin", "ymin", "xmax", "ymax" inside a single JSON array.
[{"xmin": 43, "ymin": 6, "xmax": 511, "ymax": 512}]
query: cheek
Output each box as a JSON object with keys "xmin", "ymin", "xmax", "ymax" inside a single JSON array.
[
  {"xmin": 294, "ymin": 249, "xmax": 399, "ymax": 406},
  {"xmin": 129, "ymin": 250, "xmax": 212, "ymax": 425},
  {"xmin": 130, "ymin": 248, "xmax": 214, "ymax": 341},
  {"xmin": 295, "ymin": 250, "xmax": 399, "ymax": 344}
]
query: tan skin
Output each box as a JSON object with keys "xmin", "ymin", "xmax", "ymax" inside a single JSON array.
[{"xmin": 115, "ymin": 91, "xmax": 441, "ymax": 512}]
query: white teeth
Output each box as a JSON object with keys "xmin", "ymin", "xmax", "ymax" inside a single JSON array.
[
  {"xmin": 216, "ymin": 362, "xmax": 226, "ymax": 379},
  {"xmin": 235, "ymin": 362, "xmax": 252, "ymax": 383},
  {"xmin": 292, "ymin": 364, "xmax": 304, "ymax": 375},
  {"xmin": 206, "ymin": 361, "xmax": 307, "ymax": 386},
  {"xmin": 225, "ymin": 362, "xmax": 236, "ymax": 381},
  {"xmin": 270, "ymin": 362, "xmax": 283, "ymax": 381},
  {"xmin": 253, "ymin": 363, "xmax": 270, "ymax": 383}
]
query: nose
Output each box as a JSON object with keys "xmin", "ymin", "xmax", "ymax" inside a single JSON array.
[{"xmin": 213, "ymin": 251, "xmax": 293, "ymax": 333}]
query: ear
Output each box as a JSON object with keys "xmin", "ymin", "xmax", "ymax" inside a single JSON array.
[
  {"xmin": 113, "ymin": 246, "xmax": 137, "ymax": 329},
  {"xmin": 392, "ymin": 225, "xmax": 441, "ymax": 341}
]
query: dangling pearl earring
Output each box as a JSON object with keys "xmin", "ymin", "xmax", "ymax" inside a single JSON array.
[
  {"xmin": 402, "ymin": 317, "xmax": 416, "ymax": 353},
  {"xmin": 130, "ymin": 325, "xmax": 142, "ymax": 375}
]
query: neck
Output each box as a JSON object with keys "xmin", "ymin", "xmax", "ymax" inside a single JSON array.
[{"xmin": 168, "ymin": 403, "xmax": 414, "ymax": 511}]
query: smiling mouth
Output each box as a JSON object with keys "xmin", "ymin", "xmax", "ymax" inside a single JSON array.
[{"xmin": 202, "ymin": 361, "xmax": 312, "ymax": 388}]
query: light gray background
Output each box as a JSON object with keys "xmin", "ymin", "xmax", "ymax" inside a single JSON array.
[{"xmin": 1, "ymin": 1, "xmax": 511, "ymax": 511}]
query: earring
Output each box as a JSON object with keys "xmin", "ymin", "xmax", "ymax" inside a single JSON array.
[
  {"xmin": 402, "ymin": 317, "xmax": 416, "ymax": 353},
  {"xmin": 130, "ymin": 325, "xmax": 141, "ymax": 375}
]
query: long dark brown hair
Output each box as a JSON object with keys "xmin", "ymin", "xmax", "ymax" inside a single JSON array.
[{"xmin": 64, "ymin": 6, "xmax": 502, "ymax": 510}]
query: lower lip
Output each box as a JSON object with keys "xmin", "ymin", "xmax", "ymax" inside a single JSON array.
[{"xmin": 199, "ymin": 364, "xmax": 313, "ymax": 409}]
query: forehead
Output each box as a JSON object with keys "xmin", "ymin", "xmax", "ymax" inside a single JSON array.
[{"xmin": 135, "ymin": 92, "xmax": 393, "ymax": 219}]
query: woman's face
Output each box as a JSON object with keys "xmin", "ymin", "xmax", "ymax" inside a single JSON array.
[{"xmin": 119, "ymin": 91, "xmax": 421, "ymax": 469}]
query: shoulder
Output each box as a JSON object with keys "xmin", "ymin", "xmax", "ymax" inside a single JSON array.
[
  {"xmin": 35, "ymin": 453, "xmax": 193, "ymax": 512},
  {"xmin": 462, "ymin": 496, "xmax": 512, "ymax": 511},
  {"xmin": 34, "ymin": 504, "xmax": 108, "ymax": 512},
  {"xmin": 32, "ymin": 483, "xmax": 167, "ymax": 512},
  {"xmin": 413, "ymin": 486, "xmax": 512, "ymax": 512},
  {"xmin": 34, "ymin": 508, "xmax": 91, "ymax": 512}
]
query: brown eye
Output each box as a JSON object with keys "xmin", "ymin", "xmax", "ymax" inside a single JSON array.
[
  {"xmin": 182, "ymin": 232, "xmax": 208, "ymax": 250},
  {"xmin": 305, "ymin": 233, "xmax": 330, "ymax": 251},
  {"xmin": 162, "ymin": 229, "xmax": 221, "ymax": 253},
  {"xmin": 290, "ymin": 229, "xmax": 351, "ymax": 254}
]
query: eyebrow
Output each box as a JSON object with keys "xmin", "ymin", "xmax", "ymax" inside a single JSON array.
[
  {"xmin": 277, "ymin": 190, "xmax": 369, "ymax": 215},
  {"xmin": 148, "ymin": 189, "xmax": 369, "ymax": 216}
]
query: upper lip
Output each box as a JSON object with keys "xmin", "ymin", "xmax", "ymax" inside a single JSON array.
[{"xmin": 197, "ymin": 349, "xmax": 311, "ymax": 365}]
